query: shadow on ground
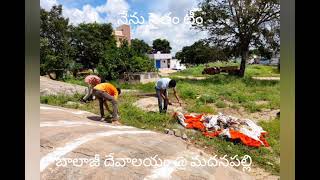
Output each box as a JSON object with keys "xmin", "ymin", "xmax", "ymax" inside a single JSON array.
[{"xmin": 87, "ymin": 116, "xmax": 113, "ymax": 123}]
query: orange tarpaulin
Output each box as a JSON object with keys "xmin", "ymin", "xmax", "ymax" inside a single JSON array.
[
  {"xmin": 184, "ymin": 114, "xmax": 206, "ymax": 131},
  {"xmin": 176, "ymin": 112, "xmax": 270, "ymax": 148}
]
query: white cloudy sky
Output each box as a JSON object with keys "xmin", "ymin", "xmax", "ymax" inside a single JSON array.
[{"xmin": 40, "ymin": 0, "xmax": 208, "ymax": 54}]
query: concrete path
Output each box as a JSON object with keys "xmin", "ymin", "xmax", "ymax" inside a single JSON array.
[{"xmin": 40, "ymin": 104, "xmax": 255, "ymax": 180}]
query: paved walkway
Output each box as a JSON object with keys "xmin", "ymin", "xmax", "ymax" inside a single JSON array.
[{"xmin": 40, "ymin": 104, "xmax": 255, "ymax": 180}]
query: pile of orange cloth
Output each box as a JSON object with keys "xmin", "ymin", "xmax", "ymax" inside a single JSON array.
[{"xmin": 174, "ymin": 112, "xmax": 269, "ymax": 148}]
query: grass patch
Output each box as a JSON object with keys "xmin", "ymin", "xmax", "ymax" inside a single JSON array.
[
  {"xmin": 175, "ymin": 74, "xmax": 279, "ymax": 113},
  {"xmin": 198, "ymin": 94, "xmax": 218, "ymax": 104},
  {"xmin": 187, "ymin": 102, "xmax": 216, "ymax": 114},
  {"xmin": 62, "ymin": 77, "xmax": 87, "ymax": 86},
  {"xmin": 119, "ymin": 95, "xmax": 176, "ymax": 130},
  {"xmin": 215, "ymin": 100, "xmax": 227, "ymax": 108},
  {"xmin": 40, "ymin": 93, "xmax": 83, "ymax": 105},
  {"xmin": 230, "ymin": 104, "xmax": 240, "ymax": 110},
  {"xmin": 242, "ymin": 102, "xmax": 263, "ymax": 113},
  {"xmin": 172, "ymin": 61, "xmax": 238, "ymax": 77},
  {"xmin": 41, "ymin": 94, "xmax": 176, "ymax": 132},
  {"xmin": 172, "ymin": 62, "xmax": 279, "ymax": 78},
  {"xmin": 245, "ymin": 65, "xmax": 280, "ymax": 77},
  {"xmin": 42, "ymin": 64, "xmax": 279, "ymax": 174}
]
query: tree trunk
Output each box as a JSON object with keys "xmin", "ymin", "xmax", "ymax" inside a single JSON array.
[
  {"xmin": 73, "ymin": 70, "xmax": 78, "ymax": 78},
  {"xmin": 278, "ymin": 58, "xmax": 280, "ymax": 72},
  {"xmin": 239, "ymin": 48, "xmax": 249, "ymax": 77}
]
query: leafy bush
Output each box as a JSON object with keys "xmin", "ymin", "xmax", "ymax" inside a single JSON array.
[{"xmin": 97, "ymin": 42, "xmax": 155, "ymax": 80}]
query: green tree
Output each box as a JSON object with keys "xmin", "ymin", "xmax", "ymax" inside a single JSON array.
[
  {"xmin": 71, "ymin": 23, "xmax": 116, "ymax": 72},
  {"xmin": 176, "ymin": 41, "xmax": 230, "ymax": 65},
  {"xmin": 40, "ymin": 5, "xmax": 73, "ymax": 79},
  {"xmin": 131, "ymin": 39, "xmax": 152, "ymax": 55},
  {"xmin": 193, "ymin": 0, "xmax": 280, "ymax": 77},
  {"xmin": 152, "ymin": 39, "xmax": 172, "ymax": 53},
  {"xmin": 97, "ymin": 41, "xmax": 154, "ymax": 80}
]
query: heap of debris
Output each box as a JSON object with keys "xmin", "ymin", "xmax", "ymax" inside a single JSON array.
[{"xmin": 202, "ymin": 66, "xmax": 241, "ymax": 75}]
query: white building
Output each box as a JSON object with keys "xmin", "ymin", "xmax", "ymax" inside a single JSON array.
[
  {"xmin": 148, "ymin": 51, "xmax": 185, "ymax": 70},
  {"xmin": 148, "ymin": 51, "xmax": 171, "ymax": 69},
  {"xmin": 170, "ymin": 59, "xmax": 186, "ymax": 70}
]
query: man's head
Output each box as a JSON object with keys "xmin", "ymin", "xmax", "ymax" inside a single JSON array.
[
  {"xmin": 116, "ymin": 88, "xmax": 121, "ymax": 95},
  {"xmin": 168, "ymin": 79, "xmax": 176, "ymax": 88}
]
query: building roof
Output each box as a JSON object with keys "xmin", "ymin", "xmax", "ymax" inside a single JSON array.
[{"xmin": 148, "ymin": 52, "xmax": 172, "ymax": 59}]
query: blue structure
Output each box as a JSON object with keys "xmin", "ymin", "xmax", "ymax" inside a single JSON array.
[{"xmin": 155, "ymin": 60, "xmax": 161, "ymax": 69}]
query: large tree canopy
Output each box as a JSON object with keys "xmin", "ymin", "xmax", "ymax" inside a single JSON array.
[
  {"xmin": 131, "ymin": 39, "xmax": 152, "ymax": 55},
  {"xmin": 71, "ymin": 23, "xmax": 116, "ymax": 72},
  {"xmin": 193, "ymin": 0, "xmax": 280, "ymax": 76},
  {"xmin": 152, "ymin": 39, "xmax": 172, "ymax": 53},
  {"xmin": 97, "ymin": 41, "xmax": 154, "ymax": 80},
  {"xmin": 40, "ymin": 5, "xmax": 73, "ymax": 78},
  {"xmin": 40, "ymin": 5, "xmax": 156, "ymax": 80},
  {"xmin": 176, "ymin": 41, "xmax": 230, "ymax": 65}
]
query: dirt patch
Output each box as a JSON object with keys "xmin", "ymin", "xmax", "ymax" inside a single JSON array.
[
  {"xmin": 158, "ymin": 69, "xmax": 178, "ymax": 76},
  {"xmin": 133, "ymin": 97, "xmax": 186, "ymax": 113},
  {"xmin": 252, "ymin": 77, "xmax": 280, "ymax": 81},
  {"xmin": 174, "ymin": 75, "xmax": 207, "ymax": 80},
  {"xmin": 255, "ymin": 101, "xmax": 269, "ymax": 105},
  {"xmin": 250, "ymin": 109, "xmax": 280, "ymax": 121},
  {"xmin": 248, "ymin": 167, "xmax": 279, "ymax": 180},
  {"xmin": 210, "ymin": 104, "xmax": 279, "ymax": 122}
]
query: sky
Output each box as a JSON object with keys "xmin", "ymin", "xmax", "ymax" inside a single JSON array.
[{"xmin": 40, "ymin": 0, "xmax": 208, "ymax": 54}]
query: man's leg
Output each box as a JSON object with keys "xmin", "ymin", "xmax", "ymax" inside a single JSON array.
[
  {"xmin": 93, "ymin": 90, "xmax": 105, "ymax": 118},
  {"xmin": 156, "ymin": 88, "xmax": 163, "ymax": 113},
  {"xmin": 110, "ymin": 99, "xmax": 119, "ymax": 120},
  {"xmin": 163, "ymin": 89, "xmax": 168, "ymax": 113},
  {"xmin": 99, "ymin": 92, "xmax": 119, "ymax": 120},
  {"xmin": 98, "ymin": 98, "xmax": 105, "ymax": 118}
]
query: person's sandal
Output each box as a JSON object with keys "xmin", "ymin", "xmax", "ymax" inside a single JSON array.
[{"xmin": 112, "ymin": 120, "xmax": 121, "ymax": 125}]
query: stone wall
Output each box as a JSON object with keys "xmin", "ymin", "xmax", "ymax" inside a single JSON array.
[{"xmin": 120, "ymin": 72, "xmax": 159, "ymax": 84}]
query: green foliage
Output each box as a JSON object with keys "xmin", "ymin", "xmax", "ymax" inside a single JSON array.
[
  {"xmin": 152, "ymin": 39, "xmax": 172, "ymax": 53},
  {"xmin": 131, "ymin": 39, "xmax": 152, "ymax": 55},
  {"xmin": 41, "ymin": 5, "xmax": 156, "ymax": 81},
  {"xmin": 176, "ymin": 41, "xmax": 230, "ymax": 65},
  {"xmin": 71, "ymin": 22, "xmax": 116, "ymax": 71},
  {"xmin": 215, "ymin": 100, "xmax": 227, "ymax": 108},
  {"xmin": 97, "ymin": 42, "xmax": 155, "ymax": 80},
  {"xmin": 187, "ymin": 103, "xmax": 216, "ymax": 114},
  {"xmin": 173, "ymin": 68, "xmax": 279, "ymax": 112},
  {"xmin": 40, "ymin": 5, "xmax": 73, "ymax": 78},
  {"xmin": 198, "ymin": 94, "xmax": 218, "ymax": 104},
  {"xmin": 193, "ymin": 0, "xmax": 280, "ymax": 76}
]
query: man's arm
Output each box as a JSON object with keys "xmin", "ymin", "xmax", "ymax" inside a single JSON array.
[
  {"xmin": 82, "ymin": 86, "xmax": 92, "ymax": 101},
  {"xmin": 160, "ymin": 89, "xmax": 167, "ymax": 100},
  {"xmin": 160, "ymin": 89, "xmax": 172, "ymax": 105}
]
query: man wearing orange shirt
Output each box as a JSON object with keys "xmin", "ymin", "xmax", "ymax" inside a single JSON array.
[{"xmin": 92, "ymin": 83, "xmax": 121, "ymax": 124}]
